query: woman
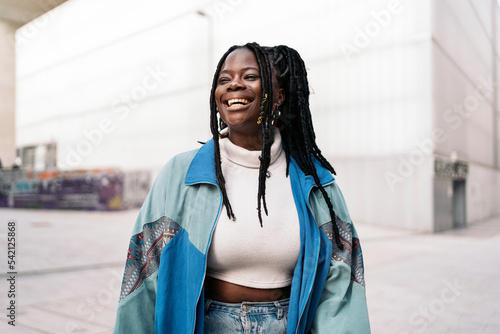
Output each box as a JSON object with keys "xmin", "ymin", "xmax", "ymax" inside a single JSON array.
[{"xmin": 113, "ymin": 43, "xmax": 370, "ymax": 333}]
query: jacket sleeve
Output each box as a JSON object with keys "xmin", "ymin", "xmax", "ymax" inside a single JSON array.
[
  {"xmin": 113, "ymin": 162, "xmax": 174, "ymax": 334},
  {"xmin": 309, "ymin": 183, "xmax": 371, "ymax": 334}
]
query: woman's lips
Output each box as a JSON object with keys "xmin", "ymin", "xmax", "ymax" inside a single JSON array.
[
  {"xmin": 227, "ymin": 98, "xmax": 250, "ymax": 107},
  {"xmin": 226, "ymin": 98, "xmax": 252, "ymax": 111}
]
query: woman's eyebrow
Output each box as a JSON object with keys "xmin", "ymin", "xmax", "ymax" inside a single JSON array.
[
  {"xmin": 219, "ymin": 67, "xmax": 259, "ymax": 75},
  {"xmin": 241, "ymin": 66, "xmax": 259, "ymax": 72}
]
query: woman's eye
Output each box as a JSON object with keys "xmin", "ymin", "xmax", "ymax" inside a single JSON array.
[
  {"xmin": 245, "ymin": 74, "xmax": 259, "ymax": 80},
  {"xmin": 218, "ymin": 77, "xmax": 230, "ymax": 83}
]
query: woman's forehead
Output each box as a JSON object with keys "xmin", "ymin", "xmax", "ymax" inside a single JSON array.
[{"xmin": 220, "ymin": 47, "xmax": 259, "ymax": 72}]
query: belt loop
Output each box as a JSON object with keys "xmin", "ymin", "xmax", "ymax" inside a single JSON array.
[
  {"xmin": 204, "ymin": 299, "xmax": 213, "ymax": 315},
  {"xmin": 276, "ymin": 302, "xmax": 283, "ymax": 320}
]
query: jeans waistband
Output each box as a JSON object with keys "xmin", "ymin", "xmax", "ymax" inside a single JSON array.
[{"xmin": 204, "ymin": 298, "xmax": 289, "ymax": 318}]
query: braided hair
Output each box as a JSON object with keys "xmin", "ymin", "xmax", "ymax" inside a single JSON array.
[{"xmin": 209, "ymin": 42, "xmax": 343, "ymax": 250}]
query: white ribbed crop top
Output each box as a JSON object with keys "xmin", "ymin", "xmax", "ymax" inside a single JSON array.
[{"xmin": 206, "ymin": 131, "xmax": 301, "ymax": 289}]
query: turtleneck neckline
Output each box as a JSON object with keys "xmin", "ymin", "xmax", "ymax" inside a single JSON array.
[{"xmin": 219, "ymin": 131, "xmax": 284, "ymax": 169}]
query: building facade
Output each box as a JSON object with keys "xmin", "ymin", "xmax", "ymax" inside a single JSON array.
[{"xmin": 6, "ymin": 0, "xmax": 500, "ymax": 230}]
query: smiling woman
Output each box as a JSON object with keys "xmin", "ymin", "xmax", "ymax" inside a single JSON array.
[
  {"xmin": 113, "ymin": 42, "xmax": 370, "ymax": 334},
  {"xmin": 214, "ymin": 47, "xmax": 283, "ymax": 150}
]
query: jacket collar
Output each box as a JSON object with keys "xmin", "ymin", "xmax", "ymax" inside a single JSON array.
[
  {"xmin": 185, "ymin": 138, "xmax": 335, "ymax": 188},
  {"xmin": 292, "ymin": 155, "xmax": 335, "ymax": 192},
  {"xmin": 185, "ymin": 139, "xmax": 218, "ymax": 185}
]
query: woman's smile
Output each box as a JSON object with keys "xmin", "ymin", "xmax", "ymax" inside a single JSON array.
[
  {"xmin": 223, "ymin": 97, "xmax": 254, "ymax": 111},
  {"xmin": 226, "ymin": 98, "xmax": 251, "ymax": 109}
]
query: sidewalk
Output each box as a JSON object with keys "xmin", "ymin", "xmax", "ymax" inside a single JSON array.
[
  {"xmin": 0, "ymin": 209, "xmax": 135, "ymax": 334},
  {"xmin": 357, "ymin": 217, "xmax": 500, "ymax": 333},
  {"xmin": 0, "ymin": 208, "xmax": 499, "ymax": 333}
]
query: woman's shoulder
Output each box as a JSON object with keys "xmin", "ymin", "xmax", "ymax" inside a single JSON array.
[
  {"xmin": 156, "ymin": 147, "xmax": 200, "ymax": 180},
  {"xmin": 324, "ymin": 181, "xmax": 351, "ymax": 223},
  {"xmin": 158, "ymin": 139, "xmax": 215, "ymax": 179},
  {"xmin": 167, "ymin": 148, "xmax": 200, "ymax": 167},
  {"xmin": 309, "ymin": 180, "xmax": 352, "ymax": 226}
]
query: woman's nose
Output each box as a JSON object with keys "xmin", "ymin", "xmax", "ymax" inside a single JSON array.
[{"xmin": 227, "ymin": 77, "xmax": 245, "ymax": 90}]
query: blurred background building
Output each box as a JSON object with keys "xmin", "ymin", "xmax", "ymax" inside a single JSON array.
[{"xmin": 0, "ymin": 0, "xmax": 499, "ymax": 231}]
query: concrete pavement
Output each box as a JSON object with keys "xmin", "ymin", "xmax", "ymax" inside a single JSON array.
[
  {"xmin": 0, "ymin": 208, "xmax": 499, "ymax": 333},
  {"xmin": 360, "ymin": 217, "xmax": 500, "ymax": 333}
]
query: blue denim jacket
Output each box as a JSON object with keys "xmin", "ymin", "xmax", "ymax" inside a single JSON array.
[{"xmin": 113, "ymin": 139, "xmax": 370, "ymax": 333}]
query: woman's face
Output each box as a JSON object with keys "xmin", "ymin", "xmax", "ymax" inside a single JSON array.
[{"xmin": 215, "ymin": 47, "xmax": 263, "ymax": 144}]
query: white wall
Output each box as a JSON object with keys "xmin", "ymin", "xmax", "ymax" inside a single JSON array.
[
  {"xmin": 0, "ymin": 19, "xmax": 16, "ymax": 167},
  {"xmin": 432, "ymin": 0, "xmax": 500, "ymax": 222},
  {"xmin": 16, "ymin": 0, "xmax": 431, "ymax": 164},
  {"xmin": 467, "ymin": 164, "xmax": 500, "ymax": 222},
  {"xmin": 24, "ymin": 0, "xmax": 497, "ymax": 230},
  {"xmin": 334, "ymin": 156, "xmax": 435, "ymax": 231},
  {"xmin": 16, "ymin": 0, "xmax": 211, "ymax": 170}
]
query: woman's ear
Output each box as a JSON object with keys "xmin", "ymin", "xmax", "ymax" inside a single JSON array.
[{"xmin": 277, "ymin": 88, "xmax": 285, "ymax": 105}]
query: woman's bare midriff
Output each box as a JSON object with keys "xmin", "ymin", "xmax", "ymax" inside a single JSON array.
[{"xmin": 205, "ymin": 276, "xmax": 291, "ymax": 303}]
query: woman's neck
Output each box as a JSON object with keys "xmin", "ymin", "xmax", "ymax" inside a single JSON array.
[
  {"xmin": 219, "ymin": 130, "xmax": 283, "ymax": 169},
  {"xmin": 227, "ymin": 132, "xmax": 262, "ymax": 150}
]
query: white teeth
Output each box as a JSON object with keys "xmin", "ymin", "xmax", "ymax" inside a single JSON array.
[{"xmin": 228, "ymin": 98, "xmax": 250, "ymax": 107}]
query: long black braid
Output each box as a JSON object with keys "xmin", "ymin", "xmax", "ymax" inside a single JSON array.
[
  {"xmin": 246, "ymin": 43, "xmax": 274, "ymax": 225},
  {"xmin": 209, "ymin": 43, "xmax": 343, "ymax": 250},
  {"xmin": 209, "ymin": 45, "xmax": 239, "ymax": 221}
]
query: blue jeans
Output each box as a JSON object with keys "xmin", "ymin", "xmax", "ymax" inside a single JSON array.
[{"xmin": 204, "ymin": 298, "xmax": 289, "ymax": 334}]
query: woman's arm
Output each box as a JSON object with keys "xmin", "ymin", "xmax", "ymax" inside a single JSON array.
[
  {"xmin": 309, "ymin": 183, "xmax": 371, "ymax": 333},
  {"xmin": 113, "ymin": 161, "xmax": 174, "ymax": 334},
  {"xmin": 311, "ymin": 220, "xmax": 370, "ymax": 333}
]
